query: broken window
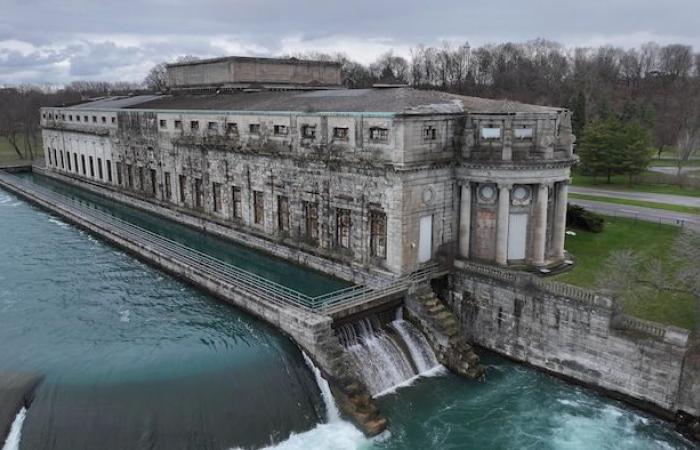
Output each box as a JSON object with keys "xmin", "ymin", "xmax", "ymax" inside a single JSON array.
[
  {"xmin": 274, "ymin": 125, "xmax": 288, "ymax": 136},
  {"xmin": 424, "ymin": 126, "xmax": 437, "ymax": 141},
  {"xmin": 190, "ymin": 120, "xmax": 199, "ymax": 131},
  {"xmin": 194, "ymin": 178, "xmax": 203, "ymax": 209},
  {"xmin": 159, "ymin": 119, "xmax": 167, "ymax": 129},
  {"xmin": 232, "ymin": 186, "xmax": 242, "ymax": 218},
  {"xmin": 514, "ymin": 127, "xmax": 534, "ymax": 140},
  {"xmin": 115, "ymin": 162, "xmax": 122, "ymax": 185},
  {"xmin": 481, "ymin": 127, "xmax": 501, "ymax": 140},
  {"xmin": 226, "ymin": 123, "xmax": 238, "ymax": 133},
  {"xmin": 174, "ymin": 120, "xmax": 182, "ymax": 129},
  {"xmin": 304, "ymin": 201, "xmax": 318, "ymax": 244},
  {"xmin": 336, "ymin": 208, "xmax": 351, "ymax": 249},
  {"xmin": 253, "ymin": 191, "xmax": 265, "ymax": 225},
  {"xmin": 84, "ymin": 116, "xmax": 88, "ymax": 122},
  {"xmin": 69, "ymin": 115, "xmax": 73, "ymax": 121},
  {"xmin": 164, "ymin": 172, "xmax": 171, "ymax": 199},
  {"xmin": 369, "ymin": 127, "xmax": 389, "ymax": 142},
  {"xmin": 333, "ymin": 127, "xmax": 349, "ymax": 139},
  {"xmin": 150, "ymin": 169, "xmax": 157, "ymax": 196},
  {"xmin": 249, "ymin": 123, "xmax": 260, "ymax": 134},
  {"xmin": 179, "ymin": 175, "xmax": 187, "ymax": 204},
  {"xmin": 208, "ymin": 121, "xmax": 218, "ymax": 132},
  {"xmin": 76, "ymin": 116, "xmax": 81, "ymax": 122},
  {"xmin": 111, "ymin": 117, "xmax": 116, "ymax": 124},
  {"xmin": 301, "ymin": 125, "xmax": 316, "ymax": 139},
  {"xmin": 370, "ymin": 211, "xmax": 387, "ymax": 259},
  {"xmin": 81, "ymin": 155, "xmax": 86, "ymax": 175},
  {"xmin": 212, "ymin": 182, "xmax": 222, "ymax": 212},
  {"xmin": 97, "ymin": 158, "xmax": 103, "ymax": 179},
  {"xmin": 277, "ymin": 195, "xmax": 289, "ymax": 231},
  {"xmin": 107, "ymin": 160, "xmax": 112, "ymax": 183}
]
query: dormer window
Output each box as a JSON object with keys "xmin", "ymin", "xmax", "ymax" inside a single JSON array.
[
  {"xmin": 514, "ymin": 127, "xmax": 534, "ymax": 140},
  {"xmin": 301, "ymin": 125, "xmax": 316, "ymax": 139},
  {"xmin": 424, "ymin": 126, "xmax": 437, "ymax": 141},
  {"xmin": 481, "ymin": 127, "xmax": 501, "ymax": 141},
  {"xmin": 369, "ymin": 127, "xmax": 389, "ymax": 142}
]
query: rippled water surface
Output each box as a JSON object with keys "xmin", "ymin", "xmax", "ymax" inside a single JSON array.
[{"xmin": 0, "ymin": 178, "xmax": 694, "ymax": 450}]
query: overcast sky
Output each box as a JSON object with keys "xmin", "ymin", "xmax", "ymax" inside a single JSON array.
[{"xmin": 1, "ymin": 0, "xmax": 699, "ymax": 85}]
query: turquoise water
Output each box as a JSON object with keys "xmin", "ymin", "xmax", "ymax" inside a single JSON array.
[{"xmin": 0, "ymin": 180, "xmax": 694, "ymax": 449}]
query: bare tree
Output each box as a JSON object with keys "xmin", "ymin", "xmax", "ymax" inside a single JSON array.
[
  {"xmin": 144, "ymin": 62, "xmax": 168, "ymax": 92},
  {"xmin": 675, "ymin": 127, "xmax": 700, "ymax": 178}
]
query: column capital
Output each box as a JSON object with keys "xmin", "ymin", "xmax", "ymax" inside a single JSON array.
[{"xmin": 498, "ymin": 183, "xmax": 513, "ymax": 191}]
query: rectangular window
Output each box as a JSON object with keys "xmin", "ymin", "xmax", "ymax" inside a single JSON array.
[
  {"xmin": 232, "ymin": 186, "xmax": 242, "ymax": 218},
  {"xmin": 253, "ymin": 191, "xmax": 264, "ymax": 225},
  {"xmin": 138, "ymin": 167, "xmax": 144, "ymax": 191},
  {"xmin": 74, "ymin": 154, "xmax": 79, "ymax": 173},
  {"xmin": 116, "ymin": 162, "xmax": 122, "ymax": 185},
  {"xmin": 481, "ymin": 127, "xmax": 502, "ymax": 140},
  {"xmin": 126, "ymin": 164, "xmax": 133, "ymax": 188},
  {"xmin": 81, "ymin": 155, "xmax": 86, "ymax": 175},
  {"xmin": 301, "ymin": 124, "xmax": 316, "ymax": 139},
  {"xmin": 69, "ymin": 115, "xmax": 73, "ymax": 121},
  {"xmin": 424, "ymin": 126, "xmax": 437, "ymax": 141},
  {"xmin": 249, "ymin": 123, "xmax": 260, "ymax": 134},
  {"xmin": 101, "ymin": 116, "xmax": 106, "ymax": 124},
  {"xmin": 54, "ymin": 149, "xmax": 57, "ymax": 167},
  {"xmin": 174, "ymin": 120, "xmax": 183, "ymax": 129},
  {"xmin": 66, "ymin": 152, "xmax": 72, "ymax": 171},
  {"xmin": 190, "ymin": 120, "xmax": 199, "ymax": 131},
  {"xmin": 97, "ymin": 158, "xmax": 103, "ymax": 179},
  {"xmin": 164, "ymin": 172, "xmax": 171, "ymax": 199},
  {"xmin": 274, "ymin": 125, "xmax": 288, "ymax": 136},
  {"xmin": 514, "ymin": 127, "xmax": 534, "ymax": 140},
  {"xmin": 159, "ymin": 119, "xmax": 167, "ymax": 129},
  {"xmin": 47, "ymin": 149, "xmax": 52, "ymax": 166},
  {"xmin": 226, "ymin": 123, "xmax": 238, "ymax": 133},
  {"xmin": 194, "ymin": 178, "xmax": 203, "ymax": 208},
  {"xmin": 207, "ymin": 121, "xmax": 218, "ymax": 132},
  {"xmin": 84, "ymin": 116, "xmax": 88, "ymax": 122},
  {"xmin": 336, "ymin": 208, "xmax": 351, "ymax": 249},
  {"xmin": 277, "ymin": 195, "xmax": 289, "ymax": 231},
  {"xmin": 304, "ymin": 201, "xmax": 318, "ymax": 243},
  {"xmin": 106, "ymin": 160, "xmax": 112, "ymax": 183},
  {"xmin": 333, "ymin": 127, "xmax": 349, "ymax": 139},
  {"xmin": 179, "ymin": 175, "xmax": 187, "ymax": 204},
  {"xmin": 111, "ymin": 117, "xmax": 116, "ymax": 124},
  {"xmin": 92, "ymin": 116, "xmax": 97, "ymax": 123},
  {"xmin": 60, "ymin": 151, "xmax": 64, "ymax": 169},
  {"xmin": 61, "ymin": 114, "xmax": 65, "ymax": 120},
  {"xmin": 150, "ymin": 169, "xmax": 157, "ymax": 196},
  {"xmin": 76, "ymin": 116, "xmax": 81, "ymax": 122},
  {"xmin": 370, "ymin": 212, "xmax": 387, "ymax": 258},
  {"xmin": 212, "ymin": 182, "xmax": 222, "ymax": 212},
  {"xmin": 369, "ymin": 127, "xmax": 389, "ymax": 142}
]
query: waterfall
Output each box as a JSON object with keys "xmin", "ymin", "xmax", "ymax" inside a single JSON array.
[
  {"xmin": 302, "ymin": 352, "xmax": 340, "ymax": 422},
  {"xmin": 2, "ymin": 407, "xmax": 27, "ymax": 450},
  {"xmin": 337, "ymin": 313, "xmax": 441, "ymax": 396}
]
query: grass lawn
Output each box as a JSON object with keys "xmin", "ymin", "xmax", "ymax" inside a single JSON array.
[
  {"xmin": 0, "ymin": 136, "xmax": 42, "ymax": 165},
  {"xmin": 572, "ymin": 172, "xmax": 700, "ymax": 198},
  {"xmin": 555, "ymin": 216, "xmax": 697, "ymax": 330},
  {"xmin": 649, "ymin": 158, "xmax": 700, "ymax": 168},
  {"xmin": 568, "ymin": 192, "xmax": 700, "ymax": 215}
]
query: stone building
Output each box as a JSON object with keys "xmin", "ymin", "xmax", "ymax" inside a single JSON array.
[{"xmin": 40, "ymin": 56, "xmax": 576, "ymax": 280}]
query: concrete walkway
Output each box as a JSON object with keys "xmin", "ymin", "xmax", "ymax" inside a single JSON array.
[
  {"xmin": 570, "ymin": 186, "xmax": 700, "ymax": 208},
  {"xmin": 569, "ymin": 198, "xmax": 700, "ymax": 232}
]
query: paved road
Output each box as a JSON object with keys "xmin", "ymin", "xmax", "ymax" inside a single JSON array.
[
  {"xmin": 569, "ymin": 198, "xmax": 700, "ymax": 232},
  {"xmin": 570, "ymin": 186, "xmax": 700, "ymax": 208},
  {"xmin": 648, "ymin": 166, "xmax": 700, "ymax": 176}
]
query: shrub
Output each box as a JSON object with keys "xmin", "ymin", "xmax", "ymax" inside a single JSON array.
[{"xmin": 567, "ymin": 204, "xmax": 604, "ymax": 233}]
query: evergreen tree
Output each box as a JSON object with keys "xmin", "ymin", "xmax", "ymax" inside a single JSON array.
[{"xmin": 570, "ymin": 91, "xmax": 587, "ymax": 140}]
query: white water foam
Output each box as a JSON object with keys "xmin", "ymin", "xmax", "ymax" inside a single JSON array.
[
  {"xmin": 2, "ymin": 407, "xmax": 27, "ymax": 450},
  {"xmin": 48, "ymin": 217, "xmax": 68, "ymax": 229},
  {"xmin": 302, "ymin": 352, "xmax": 340, "ymax": 422}
]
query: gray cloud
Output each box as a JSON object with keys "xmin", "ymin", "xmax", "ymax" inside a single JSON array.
[{"xmin": 1, "ymin": 0, "xmax": 699, "ymax": 84}]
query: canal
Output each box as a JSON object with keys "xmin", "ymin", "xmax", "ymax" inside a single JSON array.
[{"xmin": 0, "ymin": 177, "xmax": 694, "ymax": 449}]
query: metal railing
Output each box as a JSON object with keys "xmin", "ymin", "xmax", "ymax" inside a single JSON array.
[{"xmin": 0, "ymin": 172, "xmax": 445, "ymax": 316}]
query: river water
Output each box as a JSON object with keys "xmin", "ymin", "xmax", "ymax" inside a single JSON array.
[{"xmin": 0, "ymin": 177, "xmax": 694, "ymax": 449}]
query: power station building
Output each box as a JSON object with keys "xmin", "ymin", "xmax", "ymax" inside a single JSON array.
[{"xmin": 40, "ymin": 56, "xmax": 576, "ymax": 281}]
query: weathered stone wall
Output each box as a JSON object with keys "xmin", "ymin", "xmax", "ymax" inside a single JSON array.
[{"xmin": 448, "ymin": 262, "xmax": 694, "ymax": 416}]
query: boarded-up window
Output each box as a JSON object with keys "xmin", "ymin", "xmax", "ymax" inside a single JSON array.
[
  {"xmin": 232, "ymin": 186, "xmax": 242, "ymax": 218},
  {"xmin": 336, "ymin": 208, "xmax": 351, "ymax": 249},
  {"xmin": 194, "ymin": 178, "xmax": 203, "ymax": 208},
  {"xmin": 179, "ymin": 175, "xmax": 187, "ymax": 204},
  {"xmin": 212, "ymin": 182, "xmax": 222, "ymax": 212},
  {"xmin": 253, "ymin": 191, "xmax": 264, "ymax": 225},
  {"xmin": 278, "ymin": 195, "xmax": 289, "ymax": 231},
  {"xmin": 370, "ymin": 211, "xmax": 387, "ymax": 258},
  {"xmin": 304, "ymin": 201, "xmax": 318, "ymax": 243},
  {"xmin": 164, "ymin": 172, "xmax": 171, "ymax": 199},
  {"xmin": 150, "ymin": 169, "xmax": 157, "ymax": 196}
]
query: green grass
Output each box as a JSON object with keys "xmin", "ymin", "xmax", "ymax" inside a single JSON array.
[
  {"xmin": 568, "ymin": 192, "xmax": 700, "ymax": 215},
  {"xmin": 555, "ymin": 216, "xmax": 696, "ymax": 330},
  {"xmin": 0, "ymin": 136, "xmax": 42, "ymax": 165},
  {"xmin": 572, "ymin": 173, "xmax": 700, "ymax": 198},
  {"xmin": 649, "ymin": 158, "xmax": 700, "ymax": 168}
]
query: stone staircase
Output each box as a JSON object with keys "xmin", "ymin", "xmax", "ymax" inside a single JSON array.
[{"xmin": 407, "ymin": 287, "xmax": 485, "ymax": 379}]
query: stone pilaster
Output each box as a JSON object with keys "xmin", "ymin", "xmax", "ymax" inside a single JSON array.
[
  {"xmin": 495, "ymin": 184, "xmax": 511, "ymax": 266},
  {"xmin": 531, "ymin": 183, "xmax": 549, "ymax": 266},
  {"xmin": 551, "ymin": 181, "xmax": 568, "ymax": 261},
  {"xmin": 458, "ymin": 183, "xmax": 471, "ymax": 259}
]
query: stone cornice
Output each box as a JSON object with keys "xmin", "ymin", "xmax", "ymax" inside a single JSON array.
[{"xmin": 460, "ymin": 158, "xmax": 577, "ymax": 171}]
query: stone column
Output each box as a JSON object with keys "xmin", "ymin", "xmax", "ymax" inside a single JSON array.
[
  {"xmin": 495, "ymin": 184, "xmax": 511, "ymax": 265},
  {"xmin": 551, "ymin": 181, "xmax": 568, "ymax": 260},
  {"xmin": 458, "ymin": 183, "xmax": 471, "ymax": 258},
  {"xmin": 531, "ymin": 183, "xmax": 549, "ymax": 266}
]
